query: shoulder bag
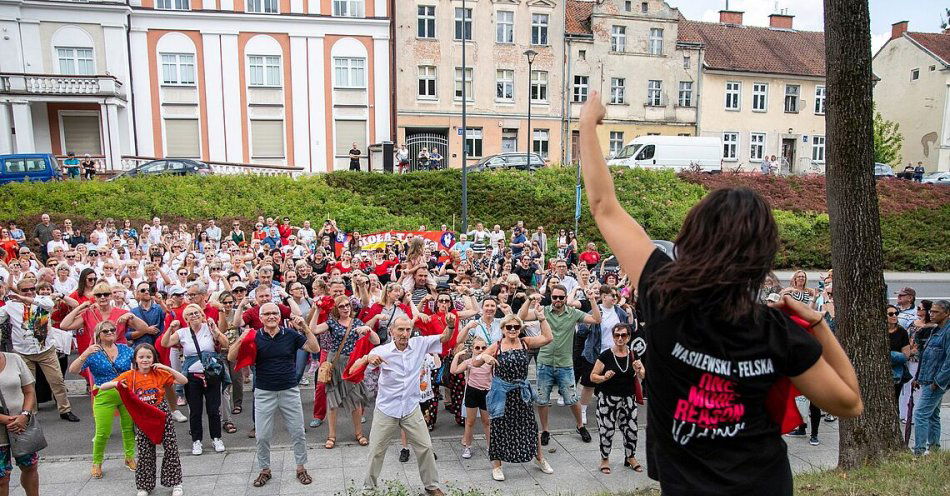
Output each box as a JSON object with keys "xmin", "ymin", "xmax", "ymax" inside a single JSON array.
[
  {"xmin": 0, "ymin": 379, "xmax": 47, "ymax": 457},
  {"xmin": 189, "ymin": 328, "xmax": 225, "ymax": 378},
  {"xmin": 317, "ymin": 320, "xmax": 354, "ymax": 385}
]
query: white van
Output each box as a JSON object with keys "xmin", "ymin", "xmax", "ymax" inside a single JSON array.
[{"xmin": 607, "ymin": 136, "xmax": 723, "ymax": 172}]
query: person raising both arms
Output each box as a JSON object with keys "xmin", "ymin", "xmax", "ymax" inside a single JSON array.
[{"xmin": 578, "ymin": 91, "xmax": 862, "ymax": 496}]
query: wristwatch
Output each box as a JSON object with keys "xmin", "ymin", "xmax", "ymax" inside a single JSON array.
[{"xmin": 19, "ymin": 411, "xmax": 32, "ymax": 418}]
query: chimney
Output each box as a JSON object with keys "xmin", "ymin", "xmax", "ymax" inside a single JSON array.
[
  {"xmin": 769, "ymin": 13, "xmax": 794, "ymax": 29},
  {"xmin": 719, "ymin": 10, "xmax": 743, "ymax": 25},
  {"xmin": 891, "ymin": 21, "xmax": 909, "ymax": 40}
]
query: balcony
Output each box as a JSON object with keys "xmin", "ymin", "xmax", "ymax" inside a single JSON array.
[{"xmin": 0, "ymin": 73, "xmax": 125, "ymax": 100}]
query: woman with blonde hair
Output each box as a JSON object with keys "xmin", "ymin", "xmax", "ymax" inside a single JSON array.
[{"xmin": 781, "ymin": 270, "xmax": 819, "ymax": 308}]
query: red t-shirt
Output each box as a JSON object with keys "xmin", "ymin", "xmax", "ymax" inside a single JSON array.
[
  {"xmin": 241, "ymin": 303, "xmax": 291, "ymax": 329},
  {"xmin": 579, "ymin": 251, "xmax": 601, "ymax": 267},
  {"xmin": 79, "ymin": 306, "xmax": 129, "ymax": 353},
  {"xmin": 373, "ymin": 260, "xmax": 398, "ymax": 277},
  {"xmin": 419, "ymin": 308, "xmax": 460, "ymax": 357},
  {"xmin": 278, "ymin": 224, "xmax": 292, "ymax": 242}
]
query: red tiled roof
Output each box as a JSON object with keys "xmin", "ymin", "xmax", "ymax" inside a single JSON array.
[
  {"xmin": 906, "ymin": 32, "xmax": 950, "ymax": 65},
  {"xmin": 678, "ymin": 20, "xmax": 826, "ymax": 77},
  {"xmin": 566, "ymin": 0, "xmax": 593, "ymax": 36}
]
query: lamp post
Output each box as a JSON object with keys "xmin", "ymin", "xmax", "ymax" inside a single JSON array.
[
  {"xmin": 524, "ymin": 49, "xmax": 537, "ymax": 170},
  {"xmin": 460, "ymin": 0, "xmax": 469, "ymax": 232}
]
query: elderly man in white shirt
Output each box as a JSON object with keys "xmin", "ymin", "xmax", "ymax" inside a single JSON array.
[{"xmin": 353, "ymin": 315, "xmax": 455, "ymax": 496}]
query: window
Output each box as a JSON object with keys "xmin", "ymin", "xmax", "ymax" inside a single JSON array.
[
  {"xmin": 752, "ymin": 83, "xmax": 768, "ymax": 111},
  {"xmin": 418, "ymin": 5, "xmax": 436, "ymax": 38},
  {"xmin": 678, "ymin": 81, "xmax": 692, "ymax": 107},
  {"xmin": 930, "ymin": 65, "xmax": 937, "ymax": 72},
  {"xmin": 156, "ymin": 0, "xmax": 189, "ymax": 9},
  {"xmin": 750, "ymin": 132, "xmax": 765, "ymax": 160},
  {"xmin": 911, "ymin": 68, "xmax": 919, "ymax": 80},
  {"xmin": 784, "ymin": 84, "xmax": 800, "ymax": 112},
  {"xmin": 57, "ymin": 47, "xmax": 94, "ymax": 75},
  {"xmin": 496, "ymin": 69, "xmax": 514, "ymax": 101},
  {"xmin": 246, "ymin": 0, "xmax": 278, "ymax": 13},
  {"xmin": 722, "ymin": 132, "xmax": 738, "ymax": 160},
  {"xmin": 333, "ymin": 0, "xmax": 363, "ymax": 17},
  {"xmin": 333, "ymin": 57, "xmax": 365, "ymax": 88},
  {"xmin": 335, "ymin": 120, "xmax": 367, "ymax": 158},
  {"xmin": 533, "ymin": 129, "xmax": 549, "ymax": 159},
  {"xmin": 641, "ymin": 2, "xmax": 649, "ymax": 13},
  {"xmin": 611, "ymin": 26, "xmax": 626, "ymax": 52},
  {"xmin": 531, "ymin": 71, "xmax": 548, "ymax": 102},
  {"xmin": 610, "ymin": 78, "xmax": 625, "ymax": 104},
  {"xmin": 812, "ymin": 135, "xmax": 826, "ymax": 162},
  {"xmin": 683, "ymin": 56, "xmax": 690, "ymax": 69},
  {"xmin": 531, "ymin": 14, "xmax": 549, "ymax": 45},
  {"xmin": 160, "ymin": 53, "xmax": 195, "ymax": 85},
  {"xmin": 249, "ymin": 55, "xmax": 281, "ymax": 86},
  {"xmin": 455, "ymin": 67, "xmax": 473, "ymax": 101},
  {"xmin": 609, "ymin": 131, "xmax": 624, "ymax": 157},
  {"xmin": 165, "ymin": 119, "xmax": 200, "ymax": 158},
  {"xmin": 464, "ymin": 128, "xmax": 483, "ymax": 157},
  {"xmin": 578, "ymin": 49, "xmax": 586, "ymax": 61},
  {"xmin": 62, "ymin": 114, "xmax": 102, "ymax": 155},
  {"xmin": 725, "ymin": 81, "xmax": 741, "ymax": 110},
  {"xmin": 624, "ymin": 1, "xmax": 632, "ymax": 11},
  {"xmin": 573, "ymin": 76, "xmax": 589, "ymax": 103},
  {"xmin": 814, "ymin": 85, "xmax": 826, "ymax": 115},
  {"xmin": 647, "ymin": 80, "xmax": 662, "ymax": 106},
  {"xmin": 649, "ymin": 28, "xmax": 663, "ymax": 55},
  {"xmin": 251, "ymin": 120, "xmax": 284, "ymax": 159},
  {"xmin": 496, "ymin": 11, "xmax": 514, "ymax": 43},
  {"xmin": 417, "ymin": 65, "xmax": 437, "ymax": 99},
  {"xmin": 455, "ymin": 8, "xmax": 472, "ymax": 41}
]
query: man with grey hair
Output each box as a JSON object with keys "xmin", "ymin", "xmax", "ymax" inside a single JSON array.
[
  {"xmin": 184, "ymin": 281, "xmax": 220, "ymax": 322},
  {"xmin": 248, "ymin": 265, "xmax": 284, "ymax": 304},
  {"xmin": 913, "ymin": 299, "xmax": 950, "ymax": 455}
]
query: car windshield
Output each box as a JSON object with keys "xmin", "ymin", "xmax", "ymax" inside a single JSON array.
[{"xmin": 614, "ymin": 144, "xmax": 640, "ymax": 159}]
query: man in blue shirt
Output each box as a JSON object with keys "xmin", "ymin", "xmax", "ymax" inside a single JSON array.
[
  {"xmin": 913, "ymin": 300, "xmax": 950, "ymax": 455},
  {"xmin": 63, "ymin": 152, "xmax": 80, "ymax": 179},
  {"xmin": 128, "ymin": 281, "xmax": 163, "ymax": 347},
  {"xmin": 510, "ymin": 228, "xmax": 527, "ymax": 258}
]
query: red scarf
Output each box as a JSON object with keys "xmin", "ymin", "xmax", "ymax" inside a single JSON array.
[
  {"xmin": 117, "ymin": 384, "xmax": 166, "ymax": 445},
  {"xmin": 342, "ymin": 334, "xmax": 377, "ymax": 383},
  {"xmin": 234, "ymin": 329, "xmax": 259, "ymax": 370},
  {"xmin": 765, "ymin": 314, "xmax": 812, "ymax": 433}
]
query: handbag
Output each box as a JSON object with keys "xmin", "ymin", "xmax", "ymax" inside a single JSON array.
[
  {"xmin": 318, "ymin": 320, "xmax": 354, "ymax": 385},
  {"xmin": 0, "ymin": 380, "xmax": 47, "ymax": 457},
  {"xmin": 189, "ymin": 328, "xmax": 225, "ymax": 379}
]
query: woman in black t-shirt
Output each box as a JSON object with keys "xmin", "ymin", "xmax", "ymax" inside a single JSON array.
[
  {"xmin": 886, "ymin": 304, "xmax": 911, "ymax": 402},
  {"xmin": 578, "ymin": 92, "xmax": 863, "ymax": 496},
  {"xmin": 590, "ymin": 323, "xmax": 645, "ymax": 474}
]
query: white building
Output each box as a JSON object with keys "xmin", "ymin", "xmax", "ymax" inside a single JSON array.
[{"xmin": 0, "ymin": 0, "xmax": 393, "ymax": 173}]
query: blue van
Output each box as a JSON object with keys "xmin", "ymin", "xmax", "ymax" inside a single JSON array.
[{"xmin": 0, "ymin": 154, "xmax": 63, "ymax": 184}]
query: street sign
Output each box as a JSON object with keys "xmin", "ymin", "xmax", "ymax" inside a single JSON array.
[{"xmin": 457, "ymin": 128, "xmax": 464, "ymax": 136}]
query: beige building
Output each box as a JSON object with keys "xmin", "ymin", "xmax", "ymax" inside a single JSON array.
[
  {"xmin": 872, "ymin": 21, "xmax": 950, "ymax": 172},
  {"xmin": 680, "ymin": 10, "xmax": 828, "ymax": 173},
  {"xmin": 563, "ymin": 0, "xmax": 700, "ymax": 161},
  {"xmin": 395, "ymin": 0, "xmax": 565, "ymax": 168}
]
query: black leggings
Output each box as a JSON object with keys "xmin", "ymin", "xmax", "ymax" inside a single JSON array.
[
  {"xmin": 797, "ymin": 402, "xmax": 822, "ymax": 437},
  {"xmin": 185, "ymin": 373, "xmax": 222, "ymax": 441}
]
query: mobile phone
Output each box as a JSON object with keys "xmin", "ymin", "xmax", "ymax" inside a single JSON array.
[
  {"xmin": 766, "ymin": 293, "xmax": 781, "ymax": 303},
  {"xmin": 149, "ymin": 282, "xmax": 158, "ymax": 295}
]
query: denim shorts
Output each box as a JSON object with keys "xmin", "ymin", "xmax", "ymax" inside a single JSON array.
[
  {"xmin": 0, "ymin": 445, "xmax": 38, "ymax": 479},
  {"xmin": 536, "ymin": 364, "xmax": 577, "ymax": 406}
]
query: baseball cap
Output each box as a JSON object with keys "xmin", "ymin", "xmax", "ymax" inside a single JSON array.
[
  {"xmin": 896, "ymin": 287, "xmax": 916, "ymax": 297},
  {"xmin": 168, "ymin": 286, "xmax": 186, "ymax": 296},
  {"xmin": 232, "ymin": 282, "xmax": 247, "ymax": 290}
]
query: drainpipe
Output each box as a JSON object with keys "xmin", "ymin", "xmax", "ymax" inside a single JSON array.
[
  {"xmin": 389, "ymin": 0, "xmax": 397, "ymax": 142},
  {"xmin": 694, "ymin": 46, "xmax": 703, "ymax": 136}
]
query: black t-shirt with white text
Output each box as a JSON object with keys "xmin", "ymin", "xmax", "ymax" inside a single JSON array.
[{"xmin": 638, "ymin": 249, "xmax": 822, "ymax": 495}]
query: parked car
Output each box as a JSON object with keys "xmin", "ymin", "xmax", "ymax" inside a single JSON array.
[
  {"xmin": 474, "ymin": 153, "xmax": 545, "ymax": 172},
  {"xmin": 874, "ymin": 163, "xmax": 896, "ymax": 180},
  {"xmin": 607, "ymin": 136, "xmax": 723, "ymax": 173},
  {"xmin": 109, "ymin": 158, "xmax": 212, "ymax": 180},
  {"xmin": 922, "ymin": 171, "xmax": 950, "ymax": 185},
  {"xmin": 0, "ymin": 153, "xmax": 62, "ymax": 184}
]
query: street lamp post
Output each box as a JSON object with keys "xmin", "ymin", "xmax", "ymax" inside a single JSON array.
[
  {"xmin": 524, "ymin": 49, "xmax": 537, "ymax": 170},
  {"xmin": 460, "ymin": 0, "xmax": 469, "ymax": 232}
]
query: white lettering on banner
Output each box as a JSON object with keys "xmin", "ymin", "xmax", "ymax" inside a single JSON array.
[{"xmin": 671, "ymin": 342, "xmax": 732, "ymax": 376}]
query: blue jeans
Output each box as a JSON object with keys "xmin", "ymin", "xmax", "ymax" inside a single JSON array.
[
  {"xmin": 913, "ymin": 383, "xmax": 945, "ymax": 454},
  {"xmin": 536, "ymin": 364, "xmax": 577, "ymax": 406},
  {"xmin": 294, "ymin": 348, "xmax": 310, "ymax": 384}
]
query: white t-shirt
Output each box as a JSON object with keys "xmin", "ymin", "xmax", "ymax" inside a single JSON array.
[
  {"xmin": 176, "ymin": 324, "xmax": 216, "ymax": 373},
  {"xmin": 598, "ymin": 305, "xmax": 621, "ymax": 353},
  {"xmin": 0, "ymin": 353, "xmax": 34, "ymax": 446}
]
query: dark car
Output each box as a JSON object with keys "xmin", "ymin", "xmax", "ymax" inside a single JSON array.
[
  {"xmin": 474, "ymin": 153, "xmax": 545, "ymax": 172},
  {"xmin": 874, "ymin": 163, "xmax": 896, "ymax": 180},
  {"xmin": 109, "ymin": 158, "xmax": 212, "ymax": 181}
]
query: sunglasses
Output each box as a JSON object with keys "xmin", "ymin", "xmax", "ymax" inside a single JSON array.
[
  {"xmin": 437, "ymin": 298, "xmax": 451, "ymax": 303},
  {"xmin": 886, "ymin": 312, "xmax": 898, "ymax": 317},
  {"xmin": 614, "ymin": 333, "xmax": 629, "ymax": 338},
  {"xmin": 234, "ymin": 288, "xmax": 247, "ymax": 292},
  {"xmin": 222, "ymin": 300, "xmax": 234, "ymax": 304},
  {"xmin": 137, "ymin": 288, "xmax": 150, "ymax": 293},
  {"xmin": 20, "ymin": 287, "xmax": 36, "ymax": 293},
  {"xmin": 473, "ymin": 346, "xmax": 486, "ymax": 351},
  {"xmin": 99, "ymin": 328, "xmax": 117, "ymax": 334},
  {"xmin": 94, "ymin": 292, "xmax": 111, "ymax": 297},
  {"xmin": 504, "ymin": 324, "xmax": 521, "ymax": 331},
  {"xmin": 551, "ymin": 295, "xmax": 566, "ymax": 300},
  {"xmin": 337, "ymin": 303, "xmax": 352, "ymax": 309}
]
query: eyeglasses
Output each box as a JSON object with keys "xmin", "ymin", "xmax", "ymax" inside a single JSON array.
[
  {"xmin": 551, "ymin": 295, "xmax": 566, "ymax": 300},
  {"xmin": 337, "ymin": 303, "xmax": 352, "ymax": 309},
  {"xmin": 504, "ymin": 324, "xmax": 521, "ymax": 331},
  {"xmin": 67, "ymin": 256, "xmax": 75, "ymax": 259},
  {"xmin": 260, "ymin": 311, "xmax": 280, "ymax": 317},
  {"xmin": 94, "ymin": 292, "xmax": 111, "ymax": 298},
  {"xmin": 437, "ymin": 298, "xmax": 451, "ymax": 303},
  {"xmin": 473, "ymin": 346, "xmax": 486, "ymax": 351},
  {"xmin": 20, "ymin": 287, "xmax": 36, "ymax": 293},
  {"xmin": 613, "ymin": 333, "xmax": 629, "ymax": 338},
  {"xmin": 186, "ymin": 293, "xmax": 198, "ymax": 298},
  {"xmin": 178, "ymin": 272, "xmax": 187, "ymax": 276},
  {"xmin": 99, "ymin": 328, "xmax": 117, "ymax": 334},
  {"xmin": 886, "ymin": 312, "xmax": 898, "ymax": 317},
  {"xmin": 184, "ymin": 312, "xmax": 203, "ymax": 318},
  {"xmin": 222, "ymin": 300, "xmax": 234, "ymax": 305}
]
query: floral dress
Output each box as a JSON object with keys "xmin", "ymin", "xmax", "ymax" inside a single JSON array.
[
  {"xmin": 325, "ymin": 317, "xmax": 368, "ymax": 411},
  {"xmin": 488, "ymin": 341, "xmax": 538, "ymax": 463}
]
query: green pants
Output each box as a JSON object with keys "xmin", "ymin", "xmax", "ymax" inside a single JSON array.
[{"xmin": 92, "ymin": 388, "xmax": 135, "ymax": 464}]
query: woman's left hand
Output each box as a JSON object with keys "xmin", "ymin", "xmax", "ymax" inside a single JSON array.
[{"xmin": 7, "ymin": 414, "xmax": 27, "ymax": 433}]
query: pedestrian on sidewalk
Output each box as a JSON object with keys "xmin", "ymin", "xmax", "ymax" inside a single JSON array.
[
  {"xmin": 912, "ymin": 300, "xmax": 950, "ymax": 456},
  {"xmin": 578, "ymin": 91, "xmax": 863, "ymax": 495},
  {"xmin": 100, "ymin": 344, "xmax": 186, "ymax": 496},
  {"xmin": 352, "ymin": 315, "xmax": 455, "ymax": 496}
]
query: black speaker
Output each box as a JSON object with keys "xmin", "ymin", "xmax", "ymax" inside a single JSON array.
[{"xmin": 382, "ymin": 141, "xmax": 394, "ymax": 173}]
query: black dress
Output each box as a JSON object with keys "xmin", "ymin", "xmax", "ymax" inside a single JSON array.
[{"xmin": 488, "ymin": 341, "xmax": 537, "ymax": 463}]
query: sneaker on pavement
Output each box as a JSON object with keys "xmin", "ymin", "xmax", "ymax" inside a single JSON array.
[
  {"xmin": 399, "ymin": 448, "xmax": 410, "ymax": 463},
  {"xmin": 361, "ymin": 416, "xmax": 367, "ymax": 424},
  {"xmin": 172, "ymin": 485, "xmax": 183, "ymax": 496},
  {"xmin": 557, "ymin": 397, "xmax": 565, "ymax": 407},
  {"xmin": 212, "ymin": 438, "xmax": 225, "ymax": 453},
  {"xmin": 177, "ymin": 397, "xmax": 187, "ymax": 407},
  {"xmin": 786, "ymin": 426, "xmax": 807, "ymax": 437},
  {"xmin": 492, "ymin": 467, "xmax": 505, "ymax": 481},
  {"xmin": 192, "ymin": 440, "xmax": 203, "ymax": 456},
  {"xmin": 461, "ymin": 446, "xmax": 472, "ymax": 459},
  {"xmin": 540, "ymin": 431, "xmax": 550, "ymax": 446},
  {"xmin": 577, "ymin": 426, "xmax": 592, "ymax": 443},
  {"xmin": 824, "ymin": 415, "xmax": 837, "ymax": 423},
  {"xmin": 809, "ymin": 436, "xmax": 820, "ymax": 446},
  {"xmin": 424, "ymin": 489, "xmax": 445, "ymax": 496},
  {"xmin": 171, "ymin": 410, "xmax": 188, "ymax": 423},
  {"xmin": 137, "ymin": 491, "xmax": 149, "ymax": 496},
  {"xmin": 534, "ymin": 458, "xmax": 554, "ymax": 474},
  {"xmin": 309, "ymin": 418, "xmax": 323, "ymax": 428}
]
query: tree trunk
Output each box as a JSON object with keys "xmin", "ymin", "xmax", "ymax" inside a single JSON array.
[{"xmin": 823, "ymin": 0, "xmax": 903, "ymax": 468}]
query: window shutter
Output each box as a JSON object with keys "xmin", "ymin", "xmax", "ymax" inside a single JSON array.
[
  {"xmin": 335, "ymin": 120, "xmax": 367, "ymax": 155},
  {"xmin": 251, "ymin": 120, "xmax": 285, "ymax": 158},
  {"xmin": 61, "ymin": 114, "xmax": 102, "ymax": 155},
  {"xmin": 164, "ymin": 119, "xmax": 200, "ymax": 158}
]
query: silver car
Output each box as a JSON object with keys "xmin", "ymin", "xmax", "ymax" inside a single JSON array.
[{"xmin": 922, "ymin": 171, "xmax": 950, "ymax": 185}]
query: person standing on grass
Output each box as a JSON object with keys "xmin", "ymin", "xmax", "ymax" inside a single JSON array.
[
  {"xmin": 912, "ymin": 300, "xmax": 950, "ymax": 456},
  {"xmin": 352, "ymin": 315, "xmax": 455, "ymax": 496},
  {"xmin": 578, "ymin": 91, "xmax": 862, "ymax": 495}
]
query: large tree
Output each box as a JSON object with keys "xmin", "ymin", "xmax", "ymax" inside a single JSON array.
[{"xmin": 823, "ymin": 0, "xmax": 902, "ymax": 468}]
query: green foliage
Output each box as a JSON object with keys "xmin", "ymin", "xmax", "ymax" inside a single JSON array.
[{"xmin": 873, "ymin": 108, "xmax": 903, "ymax": 166}]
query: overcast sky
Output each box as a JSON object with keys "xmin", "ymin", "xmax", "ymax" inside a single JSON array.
[{"xmin": 671, "ymin": 0, "xmax": 948, "ymax": 53}]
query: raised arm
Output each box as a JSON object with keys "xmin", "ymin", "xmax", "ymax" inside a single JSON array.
[
  {"xmin": 578, "ymin": 91, "xmax": 656, "ymax": 287},
  {"xmin": 60, "ymin": 301, "xmax": 91, "ymax": 331}
]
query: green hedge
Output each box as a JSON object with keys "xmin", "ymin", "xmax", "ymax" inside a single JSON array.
[{"xmin": 0, "ymin": 169, "xmax": 945, "ymax": 270}]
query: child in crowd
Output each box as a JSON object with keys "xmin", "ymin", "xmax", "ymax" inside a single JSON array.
[{"xmin": 451, "ymin": 338, "xmax": 493, "ymax": 459}]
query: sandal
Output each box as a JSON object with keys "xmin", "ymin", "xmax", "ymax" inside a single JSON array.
[
  {"xmin": 232, "ymin": 406, "xmax": 242, "ymax": 415},
  {"xmin": 599, "ymin": 458, "xmax": 610, "ymax": 474},
  {"xmin": 90, "ymin": 464, "xmax": 102, "ymax": 479},
  {"xmin": 223, "ymin": 421, "xmax": 237, "ymax": 434},
  {"xmin": 125, "ymin": 458, "xmax": 137, "ymax": 471},
  {"xmin": 356, "ymin": 435, "xmax": 369, "ymax": 446},
  {"xmin": 296, "ymin": 469, "xmax": 313, "ymax": 485},
  {"xmin": 325, "ymin": 437, "xmax": 336, "ymax": 449},
  {"xmin": 599, "ymin": 465, "xmax": 611, "ymax": 474},
  {"xmin": 252, "ymin": 469, "xmax": 272, "ymax": 487},
  {"xmin": 624, "ymin": 458, "xmax": 644, "ymax": 472}
]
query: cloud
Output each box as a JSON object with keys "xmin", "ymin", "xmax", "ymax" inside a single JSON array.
[{"xmin": 871, "ymin": 31, "xmax": 891, "ymax": 54}]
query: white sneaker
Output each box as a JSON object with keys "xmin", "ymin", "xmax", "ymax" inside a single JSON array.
[
  {"xmin": 534, "ymin": 457, "xmax": 554, "ymax": 474},
  {"xmin": 461, "ymin": 446, "xmax": 472, "ymax": 459},
  {"xmin": 137, "ymin": 491, "xmax": 149, "ymax": 496},
  {"xmin": 192, "ymin": 440, "xmax": 203, "ymax": 456},
  {"xmin": 172, "ymin": 486, "xmax": 183, "ymax": 496},
  {"xmin": 212, "ymin": 438, "xmax": 225, "ymax": 453},
  {"xmin": 171, "ymin": 410, "xmax": 187, "ymax": 423},
  {"xmin": 492, "ymin": 467, "xmax": 505, "ymax": 481},
  {"xmin": 557, "ymin": 397, "xmax": 565, "ymax": 407}
]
